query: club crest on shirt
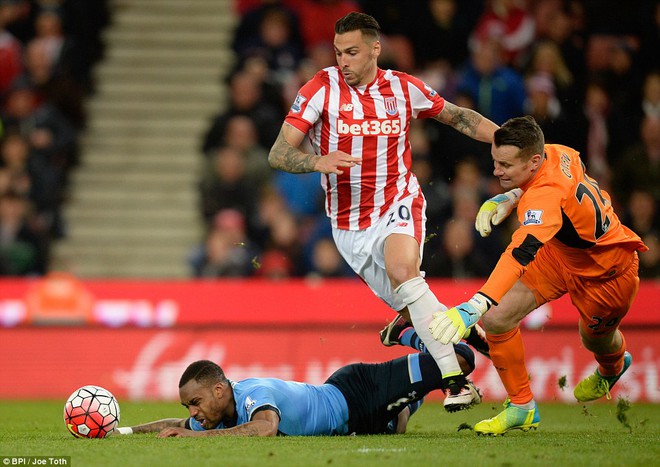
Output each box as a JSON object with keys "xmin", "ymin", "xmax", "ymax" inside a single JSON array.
[
  {"xmin": 384, "ymin": 97, "xmax": 398, "ymax": 116},
  {"xmin": 291, "ymin": 93, "xmax": 307, "ymax": 113},
  {"xmin": 523, "ymin": 209, "xmax": 543, "ymax": 226}
]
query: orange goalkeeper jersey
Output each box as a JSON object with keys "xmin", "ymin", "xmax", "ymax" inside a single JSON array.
[{"xmin": 480, "ymin": 144, "xmax": 648, "ymax": 304}]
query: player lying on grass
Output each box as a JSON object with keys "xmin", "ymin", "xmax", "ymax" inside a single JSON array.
[
  {"xmin": 428, "ymin": 116, "xmax": 648, "ymax": 436},
  {"xmin": 112, "ymin": 343, "xmax": 479, "ymax": 437}
]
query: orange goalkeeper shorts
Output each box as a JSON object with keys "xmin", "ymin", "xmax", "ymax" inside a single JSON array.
[{"xmin": 520, "ymin": 247, "xmax": 640, "ymax": 338}]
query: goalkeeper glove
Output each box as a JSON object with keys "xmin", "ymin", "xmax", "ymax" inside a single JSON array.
[
  {"xmin": 429, "ymin": 293, "xmax": 492, "ymax": 344},
  {"xmin": 475, "ymin": 188, "xmax": 522, "ymax": 237}
]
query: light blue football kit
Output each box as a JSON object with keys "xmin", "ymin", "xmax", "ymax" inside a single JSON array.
[
  {"xmin": 185, "ymin": 345, "xmax": 476, "ymax": 436},
  {"xmin": 187, "ymin": 379, "xmax": 349, "ymax": 435}
]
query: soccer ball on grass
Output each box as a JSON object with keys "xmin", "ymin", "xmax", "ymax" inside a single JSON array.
[{"xmin": 63, "ymin": 385, "xmax": 120, "ymax": 438}]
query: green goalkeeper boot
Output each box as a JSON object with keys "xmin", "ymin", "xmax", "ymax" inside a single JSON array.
[
  {"xmin": 474, "ymin": 399, "xmax": 540, "ymax": 436},
  {"xmin": 574, "ymin": 351, "xmax": 632, "ymax": 402}
]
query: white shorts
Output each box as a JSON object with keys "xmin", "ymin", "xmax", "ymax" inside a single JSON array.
[{"xmin": 333, "ymin": 192, "xmax": 426, "ymax": 311}]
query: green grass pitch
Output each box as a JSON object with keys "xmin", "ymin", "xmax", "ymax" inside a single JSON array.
[{"xmin": 1, "ymin": 400, "xmax": 658, "ymax": 466}]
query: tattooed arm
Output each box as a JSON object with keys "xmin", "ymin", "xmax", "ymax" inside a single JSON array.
[
  {"xmin": 157, "ymin": 409, "xmax": 280, "ymax": 438},
  {"xmin": 268, "ymin": 123, "xmax": 361, "ymax": 175},
  {"xmin": 434, "ymin": 101, "xmax": 499, "ymax": 143},
  {"xmin": 110, "ymin": 418, "xmax": 186, "ymax": 435}
]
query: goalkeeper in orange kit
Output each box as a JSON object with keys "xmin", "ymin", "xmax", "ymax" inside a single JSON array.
[{"xmin": 429, "ymin": 116, "xmax": 649, "ymax": 435}]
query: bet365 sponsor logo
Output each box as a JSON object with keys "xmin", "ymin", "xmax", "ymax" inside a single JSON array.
[{"xmin": 337, "ymin": 118, "xmax": 402, "ymax": 136}]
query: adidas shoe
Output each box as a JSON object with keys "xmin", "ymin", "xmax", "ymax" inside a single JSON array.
[
  {"xmin": 474, "ymin": 399, "xmax": 540, "ymax": 435},
  {"xmin": 379, "ymin": 314, "xmax": 411, "ymax": 347},
  {"xmin": 574, "ymin": 351, "xmax": 632, "ymax": 402},
  {"xmin": 443, "ymin": 378, "xmax": 481, "ymax": 413}
]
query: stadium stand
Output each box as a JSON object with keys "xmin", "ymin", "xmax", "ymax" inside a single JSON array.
[{"xmin": 1, "ymin": 0, "xmax": 658, "ymax": 279}]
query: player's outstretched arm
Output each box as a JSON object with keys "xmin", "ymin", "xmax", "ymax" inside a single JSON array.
[
  {"xmin": 156, "ymin": 409, "xmax": 280, "ymax": 438},
  {"xmin": 269, "ymin": 123, "xmax": 361, "ymax": 175},
  {"xmin": 112, "ymin": 418, "xmax": 187, "ymax": 435},
  {"xmin": 433, "ymin": 101, "xmax": 499, "ymax": 143}
]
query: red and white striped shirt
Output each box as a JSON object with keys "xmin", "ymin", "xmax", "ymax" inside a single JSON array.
[{"xmin": 285, "ymin": 66, "xmax": 445, "ymax": 230}]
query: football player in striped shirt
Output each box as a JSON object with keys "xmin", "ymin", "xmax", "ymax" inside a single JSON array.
[{"xmin": 269, "ymin": 12, "xmax": 498, "ymax": 412}]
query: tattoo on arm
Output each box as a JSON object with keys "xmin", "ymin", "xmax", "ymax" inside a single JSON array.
[
  {"xmin": 132, "ymin": 418, "xmax": 185, "ymax": 433},
  {"xmin": 435, "ymin": 102, "xmax": 482, "ymax": 138},
  {"xmin": 269, "ymin": 130, "xmax": 319, "ymax": 173},
  {"xmin": 202, "ymin": 421, "xmax": 275, "ymax": 437}
]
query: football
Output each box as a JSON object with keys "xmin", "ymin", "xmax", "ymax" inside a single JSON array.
[{"xmin": 63, "ymin": 385, "xmax": 120, "ymax": 438}]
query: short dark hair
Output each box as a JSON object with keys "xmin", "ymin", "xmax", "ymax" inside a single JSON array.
[
  {"xmin": 179, "ymin": 360, "xmax": 227, "ymax": 388},
  {"xmin": 334, "ymin": 12, "xmax": 380, "ymax": 41},
  {"xmin": 494, "ymin": 116, "xmax": 545, "ymax": 161}
]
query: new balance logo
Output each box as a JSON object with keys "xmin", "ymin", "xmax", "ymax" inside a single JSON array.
[{"xmin": 339, "ymin": 103, "xmax": 354, "ymax": 112}]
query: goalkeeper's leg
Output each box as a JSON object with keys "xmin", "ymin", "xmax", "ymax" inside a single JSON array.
[
  {"xmin": 475, "ymin": 282, "xmax": 540, "ymax": 435},
  {"xmin": 572, "ymin": 257, "xmax": 639, "ymax": 402}
]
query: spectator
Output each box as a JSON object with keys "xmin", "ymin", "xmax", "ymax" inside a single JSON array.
[
  {"xmin": 523, "ymin": 72, "xmax": 572, "ymax": 145},
  {"xmin": 524, "ymin": 40, "xmax": 577, "ymax": 111},
  {"xmin": 260, "ymin": 208, "xmax": 303, "ymax": 276},
  {"xmin": 248, "ymin": 184, "xmax": 288, "ymax": 249},
  {"xmin": 406, "ymin": 0, "xmax": 471, "ymax": 70},
  {"xmin": 469, "ymin": 0, "xmax": 535, "ymax": 67},
  {"xmin": 622, "ymin": 189, "xmax": 659, "ymax": 237},
  {"xmin": 572, "ymin": 79, "xmax": 612, "ymax": 186},
  {"xmin": 256, "ymin": 248, "xmax": 294, "ymax": 279},
  {"xmin": 232, "ymin": 2, "xmax": 304, "ymax": 83},
  {"xmin": 599, "ymin": 39, "xmax": 643, "ymax": 160},
  {"xmin": 190, "ymin": 209, "xmax": 257, "ymax": 278},
  {"xmin": 613, "ymin": 116, "xmax": 660, "ymax": 206},
  {"xmin": 619, "ymin": 190, "xmax": 659, "ymax": 280},
  {"xmin": 0, "ymin": 190, "xmax": 44, "ymax": 275},
  {"xmin": 0, "ymin": 131, "xmax": 61, "ymax": 238},
  {"xmin": 233, "ymin": 1, "xmax": 302, "ymax": 51},
  {"xmin": 457, "ymin": 38, "xmax": 526, "ymax": 125},
  {"xmin": 24, "ymin": 34, "xmax": 86, "ymax": 130},
  {"xmin": 199, "ymin": 146, "xmax": 257, "ymax": 226},
  {"xmin": 223, "ymin": 114, "xmax": 273, "ymax": 186},
  {"xmin": 293, "ymin": 0, "xmax": 361, "ymax": 54},
  {"xmin": 536, "ymin": 2, "xmax": 587, "ymax": 90},
  {"xmin": 306, "ymin": 236, "xmax": 351, "ymax": 278},
  {"xmin": 0, "ymin": 1, "xmax": 23, "ymax": 99},
  {"xmin": 2, "ymin": 76, "xmax": 78, "ymax": 174},
  {"xmin": 641, "ymin": 70, "xmax": 660, "ymax": 119},
  {"xmin": 201, "ymin": 70, "xmax": 283, "ymax": 153},
  {"xmin": 431, "ymin": 217, "xmax": 481, "ymax": 278}
]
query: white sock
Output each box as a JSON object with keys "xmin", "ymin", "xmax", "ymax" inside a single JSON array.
[{"xmin": 395, "ymin": 277, "xmax": 463, "ymax": 378}]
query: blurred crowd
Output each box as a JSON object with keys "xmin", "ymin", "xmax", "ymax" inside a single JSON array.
[
  {"xmin": 1, "ymin": 0, "xmax": 657, "ymax": 280},
  {"xmin": 0, "ymin": 0, "xmax": 110, "ymax": 275},
  {"xmin": 193, "ymin": 0, "xmax": 659, "ymax": 280}
]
